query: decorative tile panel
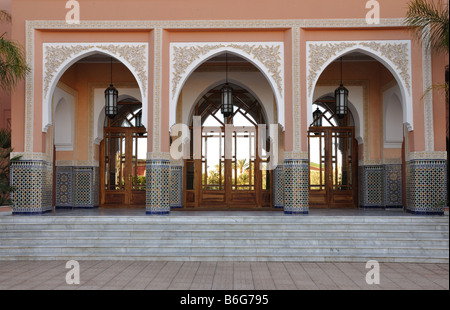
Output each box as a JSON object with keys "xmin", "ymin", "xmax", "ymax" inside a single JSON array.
[
  {"xmin": 170, "ymin": 165, "xmax": 183, "ymax": 209},
  {"xmin": 273, "ymin": 165, "xmax": 284, "ymax": 208},
  {"xmin": 406, "ymin": 160, "xmax": 447, "ymax": 215},
  {"xmin": 73, "ymin": 167, "xmax": 96, "ymax": 207},
  {"xmin": 55, "ymin": 166, "xmax": 98, "ymax": 209},
  {"xmin": 384, "ymin": 164, "xmax": 402, "ymax": 208},
  {"xmin": 359, "ymin": 165, "xmax": 384, "ymax": 208},
  {"xmin": 146, "ymin": 159, "xmax": 170, "ymax": 215},
  {"xmin": 283, "ymin": 159, "xmax": 309, "ymax": 215},
  {"xmin": 56, "ymin": 166, "xmax": 73, "ymax": 208}
]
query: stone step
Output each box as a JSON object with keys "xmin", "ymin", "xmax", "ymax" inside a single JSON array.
[
  {"xmin": 1, "ymin": 245, "xmax": 448, "ymax": 257},
  {"xmin": 0, "ymin": 223, "xmax": 447, "ymax": 232},
  {"xmin": 0, "ymin": 216, "xmax": 449, "ymax": 225},
  {"xmin": 1, "ymin": 253, "xmax": 446, "ymax": 263},
  {"xmin": 1, "ymin": 229, "xmax": 448, "ymax": 239},
  {"xmin": 1, "ymin": 237, "xmax": 447, "ymax": 247},
  {"xmin": 0, "ymin": 216, "xmax": 447, "ymax": 263}
]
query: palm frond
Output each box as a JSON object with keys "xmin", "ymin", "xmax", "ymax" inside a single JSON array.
[
  {"xmin": 0, "ymin": 36, "xmax": 30, "ymax": 91},
  {"xmin": 404, "ymin": 0, "xmax": 449, "ymax": 53}
]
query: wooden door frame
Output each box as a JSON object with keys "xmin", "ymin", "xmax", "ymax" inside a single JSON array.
[
  {"xmin": 308, "ymin": 126, "xmax": 357, "ymax": 209},
  {"xmin": 100, "ymin": 126, "xmax": 147, "ymax": 207}
]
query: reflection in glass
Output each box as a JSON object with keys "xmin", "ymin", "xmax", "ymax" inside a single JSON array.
[
  {"xmin": 132, "ymin": 132, "xmax": 147, "ymax": 190},
  {"xmin": 105, "ymin": 132, "xmax": 126, "ymax": 190},
  {"xmin": 309, "ymin": 131, "xmax": 325, "ymax": 190}
]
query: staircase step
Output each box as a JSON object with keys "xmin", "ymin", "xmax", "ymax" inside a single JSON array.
[{"xmin": 0, "ymin": 215, "xmax": 448, "ymax": 263}]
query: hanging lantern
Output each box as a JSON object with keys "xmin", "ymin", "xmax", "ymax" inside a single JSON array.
[
  {"xmin": 312, "ymin": 107, "xmax": 322, "ymax": 127},
  {"xmin": 221, "ymin": 52, "xmax": 234, "ymax": 117},
  {"xmin": 105, "ymin": 84, "xmax": 118, "ymax": 119},
  {"xmin": 105, "ymin": 57, "xmax": 118, "ymax": 119},
  {"xmin": 335, "ymin": 83, "xmax": 348, "ymax": 119},
  {"xmin": 335, "ymin": 57, "xmax": 348, "ymax": 119},
  {"xmin": 221, "ymin": 84, "xmax": 234, "ymax": 117}
]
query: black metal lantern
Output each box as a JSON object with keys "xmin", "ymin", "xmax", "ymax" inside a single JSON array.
[
  {"xmin": 105, "ymin": 57, "xmax": 118, "ymax": 119},
  {"xmin": 312, "ymin": 107, "xmax": 322, "ymax": 127},
  {"xmin": 221, "ymin": 84, "xmax": 233, "ymax": 117},
  {"xmin": 335, "ymin": 57, "xmax": 348, "ymax": 119},
  {"xmin": 221, "ymin": 53, "xmax": 234, "ymax": 118}
]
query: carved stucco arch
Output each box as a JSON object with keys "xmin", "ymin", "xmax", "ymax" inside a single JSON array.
[
  {"xmin": 169, "ymin": 42, "xmax": 285, "ymax": 129},
  {"xmin": 42, "ymin": 43, "xmax": 149, "ymax": 133},
  {"xmin": 306, "ymin": 40, "xmax": 413, "ymax": 132}
]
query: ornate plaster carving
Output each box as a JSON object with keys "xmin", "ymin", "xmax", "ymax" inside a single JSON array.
[
  {"xmin": 306, "ymin": 40, "xmax": 413, "ymax": 133},
  {"xmin": 169, "ymin": 42, "xmax": 285, "ymax": 129},
  {"xmin": 42, "ymin": 42, "xmax": 149, "ymax": 133}
]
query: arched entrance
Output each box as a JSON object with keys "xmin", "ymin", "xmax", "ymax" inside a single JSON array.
[
  {"xmin": 308, "ymin": 96, "xmax": 358, "ymax": 208},
  {"xmin": 100, "ymin": 97, "xmax": 147, "ymax": 207},
  {"xmin": 184, "ymin": 83, "xmax": 273, "ymax": 209}
]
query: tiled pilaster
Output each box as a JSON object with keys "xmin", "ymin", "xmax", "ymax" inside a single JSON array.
[
  {"xmin": 283, "ymin": 159, "xmax": 309, "ymax": 215},
  {"xmin": 10, "ymin": 160, "xmax": 53, "ymax": 214},
  {"xmin": 406, "ymin": 159, "xmax": 447, "ymax": 215},
  {"xmin": 146, "ymin": 159, "xmax": 170, "ymax": 215},
  {"xmin": 273, "ymin": 165, "xmax": 284, "ymax": 209},
  {"xmin": 170, "ymin": 165, "xmax": 183, "ymax": 209}
]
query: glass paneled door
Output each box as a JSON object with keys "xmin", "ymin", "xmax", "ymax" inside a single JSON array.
[
  {"xmin": 100, "ymin": 103, "xmax": 147, "ymax": 207},
  {"xmin": 183, "ymin": 83, "xmax": 272, "ymax": 209},
  {"xmin": 308, "ymin": 127, "xmax": 356, "ymax": 208}
]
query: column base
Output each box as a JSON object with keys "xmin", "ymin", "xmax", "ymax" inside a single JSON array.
[
  {"xmin": 146, "ymin": 159, "xmax": 171, "ymax": 215},
  {"xmin": 283, "ymin": 159, "xmax": 309, "ymax": 215},
  {"xmin": 10, "ymin": 160, "xmax": 53, "ymax": 215},
  {"xmin": 406, "ymin": 159, "xmax": 447, "ymax": 215}
]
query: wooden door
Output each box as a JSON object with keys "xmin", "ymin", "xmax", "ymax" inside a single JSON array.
[
  {"xmin": 100, "ymin": 127, "xmax": 147, "ymax": 207},
  {"xmin": 309, "ymin": 127, "xmax": 356, "ymax": 208},
  {"xmin": 183, "ymin": 83, "xmax": 273, "ymax": 209}
]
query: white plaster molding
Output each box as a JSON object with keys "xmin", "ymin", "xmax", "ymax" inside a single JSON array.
[
  {"xmin": 24, "ymin": 18, "xmax": 407, "ymax": 154},
  {"xmin": 169, "ymin": 42, "xmax": 285, "ymax": 129},
  {"xmin": 422, "ymin": 34, "xmax": 434, "ymax": 152},
  {"xmin": 42, "ymin": 42, "xmax": 149, "ymax": 133},
  {"xmin": 306, "ymin": 40, "xmax": 413, "ymax": 132}
]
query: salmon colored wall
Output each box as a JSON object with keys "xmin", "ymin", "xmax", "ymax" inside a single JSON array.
[
  {"xmin": 431, "ymin": 51, "xmax": 449, "ymax": 152},
  {"xmin": 0, "ymin": 0, "xmax": 11, "ymax": 130},
  {"xmin": 26, "ymin": 30, "xmax": 151, "ymax": 155},
  {"xmin": 161, "ymin": 30, "xmax": 289, "ymax": 153},
  {"xmin": 300, "ymin": 28, "xmax": 426, "ymax": 154},
  {"xmin": 11, "ymin": 0, "xmax": 412, "ymax": 22},
  {"xmin": 318, "ymin": 61, "xmax": 392, "ymax": 161},
  {"xmin": 55, "ymin": 62, "xmax": 137, "ymax": 161},
  {"xmin": 8, "ymin": 0, "xmax": 447, "ymax": 159}
]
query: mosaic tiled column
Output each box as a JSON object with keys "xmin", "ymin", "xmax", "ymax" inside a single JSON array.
[
  {"xmin": 406, "ymin": 159, "xmax": 447, "ymax": 215},
  {"xmin": 359, "ymin": 165, "xmax": 384, "ymax": 209},
  {"xmin": 283, "ymin": 159, "xmax": 309, "ymax": 215},
  {"xmin": 383, "ymin": 164, "xmax": 403, "ymax": 209},
  {"xmin": 170, "ymin": 165, "xmax": 183, "ymax": 209},
  {"xmin": 10, "ymin": 160, "xmax": 53, "ymax": 214},
  {"xmin": 273, "ymin": 165, "xmax": 284, "ymax": 209},
  {"xmin": 146, "ymin": 159, "xmax": 170, "ymax": 215}
]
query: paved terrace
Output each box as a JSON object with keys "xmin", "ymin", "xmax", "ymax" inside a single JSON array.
[{"xmin": 0, "ymin": 260, "xmax": 448, "ymax": 290}]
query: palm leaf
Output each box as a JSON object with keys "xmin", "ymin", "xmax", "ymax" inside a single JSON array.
[
  {"xmin": 405, "ymin": 0, "xmax": 449, "ymax": 53},
  {"xmin": 0, "ymin": 36, "xmax": 29, "ymax": 91}
]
